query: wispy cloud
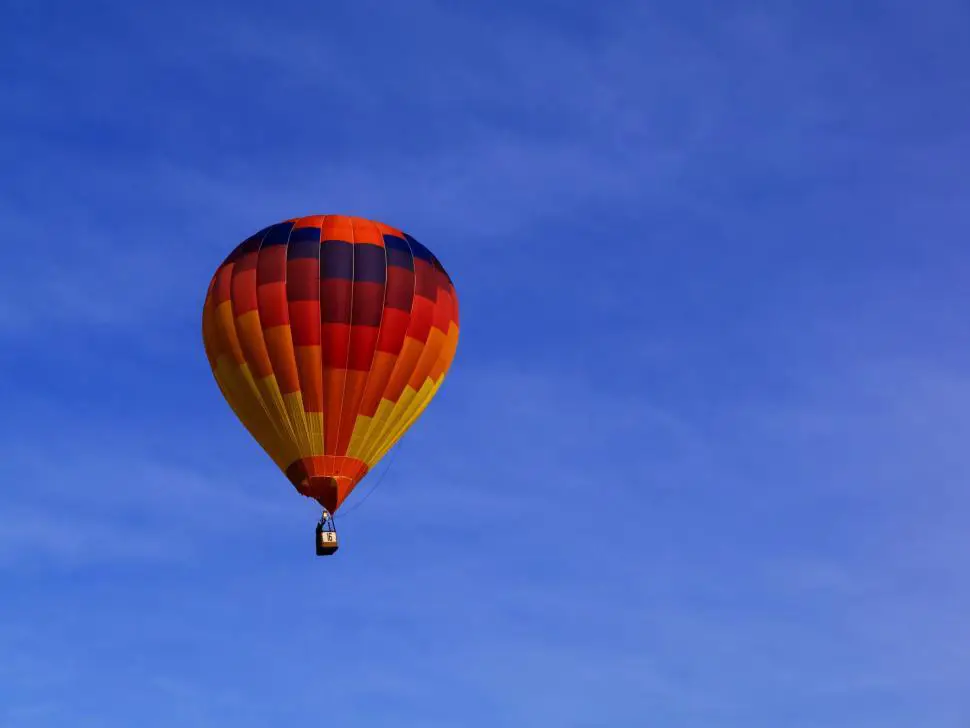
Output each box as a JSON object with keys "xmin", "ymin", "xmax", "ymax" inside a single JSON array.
[
  {"xmin": 6, "ymin": 0, "xmax": 917, "ymax": 336},
  {"xmin": 0, "ymin": 425, "xmax": 294, "ymax": 568}
]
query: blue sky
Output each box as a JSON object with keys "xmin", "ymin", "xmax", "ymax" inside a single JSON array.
[{"xmin": 2, "ymin": 0, "xmax": 969, "ymax": 725}]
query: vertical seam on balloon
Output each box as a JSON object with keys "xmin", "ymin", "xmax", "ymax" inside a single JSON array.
[
  {"xmin": 285, "ymin": 217, "xmax": 318, "ymax": 464},
  {"xmin": 316, "ymin": 216, "xmax": 326, "ymax": 458},
  {"xmin": 436, "ymin": 256, "xmax": 460, "ymax": 381},
  {"xmin": 440, "ymin": 254, "xmax": 461, "ymax": 381},
  {"xmin": 201, "ymin": 276, "xmax": 219, "ymax": 373},
  {"xmin": 359, "ymin": 232, "xmax": 417, "ymax": 465},
  {"xmin": 226, "ymin": 237, "xmax": 285, "ymax": 449},
  {"xmin": 374, "ymin": 235, "xmax": 427, "ymax": 449},
  {"xmin": 375, "ymin": 250, "xmax": 445, "ymax": 460},
  {"xmin": 344, "ymin": 224, "xmax": 391, "ymax": 469},
  {"xmin": 256, "ymin": 224, "xmax": 299, "ymax": 456},
  {"xmin": 373, "ymin": 263, "xmax": 457, "ymax": 464},
  {"xmin": 202, "ymin": 279, "xmax": 233, "ymax": 406},
  {"xmin": 352, "ymin": 223, "xmax": 390, "ymax": 480},
  {"xmin": 330, "ymin": 218, "xmax": 357, "ymax": 502},
  {"xmin": 280, "ymin": 219, "xmax": 306, "ymax": 457}
]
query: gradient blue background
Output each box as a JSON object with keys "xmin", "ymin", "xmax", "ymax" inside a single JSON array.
[{"xmin": 2, "ymin": 0, "xmax": 969, "ymax": 725}]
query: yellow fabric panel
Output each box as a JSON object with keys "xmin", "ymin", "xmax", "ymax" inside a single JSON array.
[
  {"xmin": 355, "ymin": 332, "xmax": 438, "ymax": 465},
  {"xmin": 305, "ymin": 408, "xmax": 325, "ymax": 457},
  {"xmin": 363, "ymin": 322, "xmax": 459, "ymax": 465},
  {"xmin": 214, "ymin": 301, "xmax": 246, "ymax": 363},
  {"xmin": 282, "ymin": 391, "xmax": 312, "ymax": 456},
  {"xmin": 369, "ymin": 377, "xmax": 441, "ymax": 465},
  {"xmin": 214, "ymin": 357, "xmax": 291, "ymax": 471},
  {"xmin": 350, "ymin": 397, "xmax": 399, "ymax": 464},
  {"xmin": 381, "ymin": 354, "xmax": 452, "ymax": 456},
  {"xmin": 348, "ymin": 321, "xmax": 460, "ymax": 467},
  {"xmin": 360, "ymin": 386, "xmax": 417, "ymax": 466},
  {"xmin": 210, "ymin": 299, "xmax": 298, "ymax": 469},
  {"xmin": 236, "ymin": 310, "xmax": 274, "ymax": 377},
  {"xmin": 214, "ymin": 303, "xmax": 280, "ymax": 434},
  {"xmin": 345, "ymin": 413, "xmax": 376, "ymax": 459},
  {"xmin": 254, "ymin": 373, "xmax": 299, "ymax": 461}
]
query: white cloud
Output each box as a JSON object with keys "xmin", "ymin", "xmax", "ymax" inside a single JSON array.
[{"xmin": 0, "ymin": 431, "xmax": 296, "ymax": 568}]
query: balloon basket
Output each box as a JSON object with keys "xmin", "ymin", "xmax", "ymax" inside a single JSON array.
[{"xmin": 315, "ymin": 519, "xmax": 339, "ymax": 556}]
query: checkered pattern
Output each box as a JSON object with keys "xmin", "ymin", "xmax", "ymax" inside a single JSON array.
[{"xmin": 202, "ymin": 215, "xmax": 460, "ymax": 513}]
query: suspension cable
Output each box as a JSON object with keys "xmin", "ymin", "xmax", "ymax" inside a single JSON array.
[{"xmin": 337, "ymin": 443, "xmax": 402, "ymax": 519}]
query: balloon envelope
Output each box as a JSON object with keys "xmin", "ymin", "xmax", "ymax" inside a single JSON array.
[{"xmin": 202, "ymin": 215, "xmax": 460, "ymax": 513}]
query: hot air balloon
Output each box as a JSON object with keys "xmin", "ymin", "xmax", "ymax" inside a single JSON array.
[{"xmin": 201, "ymin": 215, "xmax": 460, "ymax": 555}]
